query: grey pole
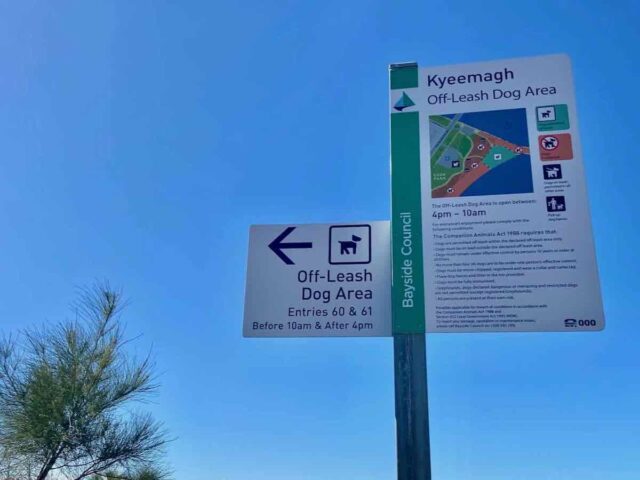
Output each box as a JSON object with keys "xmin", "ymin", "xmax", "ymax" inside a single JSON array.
[
  {"xmin": 389, "ymin": 60, "xmax": 431, "ymax": 479},
  {"xmin": 394, "ymin": 333, "xmax": 431, "ymax": 479}
]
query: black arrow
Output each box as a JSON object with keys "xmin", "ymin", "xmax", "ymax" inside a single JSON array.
[{"xmin": 268, "ymin": 227, "xmax": 312, "ymax": 265}]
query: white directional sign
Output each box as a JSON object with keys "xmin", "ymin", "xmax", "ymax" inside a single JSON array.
[
  {"xmin": 244, "ymin": 222, "xmax": 391, "ymax": 337},
  {"xmin": 390, "ymin": 54, "xmax": 605, "ymax": 333}
]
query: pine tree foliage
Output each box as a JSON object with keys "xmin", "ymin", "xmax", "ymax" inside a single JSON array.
[{"xmin": 0, "ymin": 285, "xmax": 169, "ymax": 480}]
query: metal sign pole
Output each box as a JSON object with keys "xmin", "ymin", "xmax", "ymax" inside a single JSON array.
[
  {"xmin": 394, "ymin": 333, "xmax": 431, "ymax": 480},
  {"xmin": 389, "ymin": 61, "xmax": 432, "ymax": 479}
]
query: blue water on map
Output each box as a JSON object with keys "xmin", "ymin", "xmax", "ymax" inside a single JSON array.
[
  {"xmin": 445, "ymin": 108, "xmax": 529, "ymax": 146},
  {"xmin": 462, "ymin": 154, "xmax": 533, "ymax": 197}
]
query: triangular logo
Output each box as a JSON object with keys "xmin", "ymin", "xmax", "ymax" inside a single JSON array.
[{"xmin": 394, "ymin": 92, "xmax": 415, "ymax": 111}]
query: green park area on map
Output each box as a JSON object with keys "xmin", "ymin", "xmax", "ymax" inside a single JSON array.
[{"xmin": 429, "ymin": 109, "xmax": 533, "ymax": 198}]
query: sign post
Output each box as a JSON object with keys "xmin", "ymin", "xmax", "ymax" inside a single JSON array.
[
  {"xmin": 390, "ymin": 62, "xmax": 432, "ymax": 480},
  {"xmin": 243, "ymin": 53, "xmax": 605, "ymax": 479},
  {"xmin": 393, "ymin": 334, "xmax": 431, "ymax": 479},
  {"xmin": 388, "ymin": 54, "xmax": 605, "ymax": 478}
]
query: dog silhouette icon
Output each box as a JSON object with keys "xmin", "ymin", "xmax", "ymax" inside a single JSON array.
[{"xmin": 339, "ymin": 235, "xmax": 362, "ymax": 255}]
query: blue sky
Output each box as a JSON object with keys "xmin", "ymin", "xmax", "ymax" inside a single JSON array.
[{"xmin": 1, "ymin": 1, "xmax": 639, "ymax": 479}]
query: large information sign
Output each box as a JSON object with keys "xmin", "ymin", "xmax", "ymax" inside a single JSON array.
[
  {"xmin": 244, "ymin": 222, "xmax": 391, "ymax": 337},
  {"xmin": 390, "ymin": 54, "xmax": 604, "ymax": 333}
]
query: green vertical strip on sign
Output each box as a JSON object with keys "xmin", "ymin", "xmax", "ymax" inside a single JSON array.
[
  {"xmin": 390, "ymin": 64, "xmax": 425, "ymax": 334},
  {"xmin": 391, "ymin": 112, "xmax": 425, "ymax": 333}
]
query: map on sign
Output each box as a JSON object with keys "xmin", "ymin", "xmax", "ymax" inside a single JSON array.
[{"xmin": 429, "ymin": 108, "xmax": 533, "ymax": 197}]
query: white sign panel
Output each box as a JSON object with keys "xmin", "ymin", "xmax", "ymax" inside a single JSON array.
[
  {"xmin": 244, "ymin": 222, "xmax": 391, "ymax": 337},
  {"xmin": 389, "ymin": 54, "xmax": 604, "ymax": 332}
]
